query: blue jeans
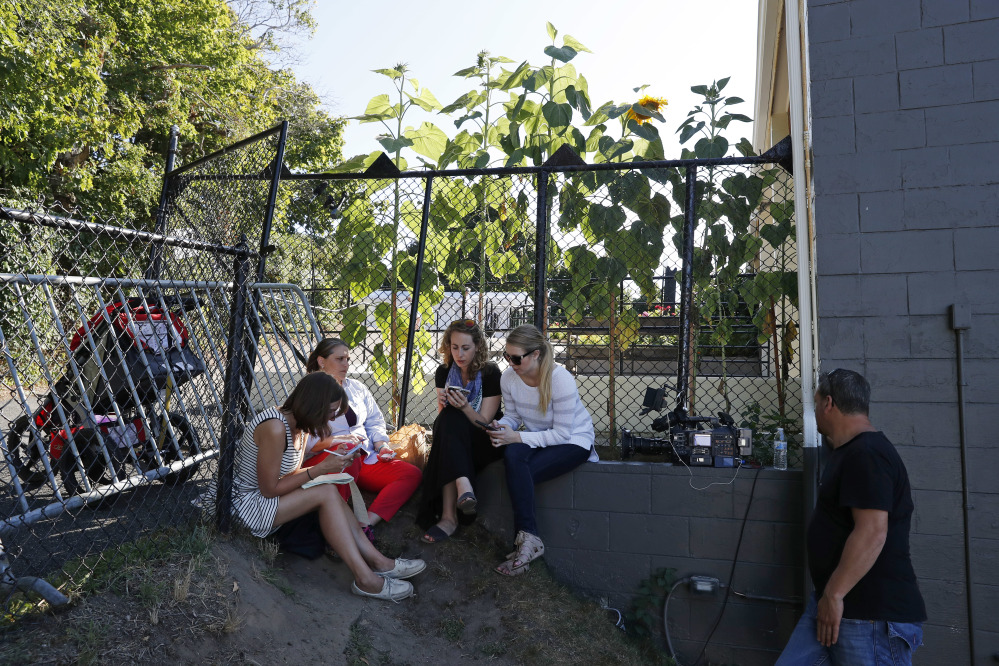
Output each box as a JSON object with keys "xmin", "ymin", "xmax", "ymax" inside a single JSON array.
[
  {"xmin": 776, "ymin": 594, "xmax": 923, "ymax": 665},
  {"xmin": 503, "ymin": 442, "xmax": 589, "ymax": 536}
]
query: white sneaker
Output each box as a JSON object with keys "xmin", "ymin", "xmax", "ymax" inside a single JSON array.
[
  {"xmin": 375, "ymin": 557, "xmax": 427, "ymax": 580},
  {"xmin": 351, "ymin": 577, "xmax": 413, "ymax": 601}
]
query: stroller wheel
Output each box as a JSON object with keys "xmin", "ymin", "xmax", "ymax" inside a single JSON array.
[
  {"xmin": 6, "ymin": 414, "xmax": 50, "ymax": 489},
  {"xmin": 158, "ymin": 413, "xmax": 201, "ymax": 486},
  {"xmin": 58, "ymin": 429, "xmax": 121, "ymax": 505}
]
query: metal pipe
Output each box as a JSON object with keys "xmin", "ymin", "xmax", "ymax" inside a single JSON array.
[
  {"xmin": 398, "ymin": 176, "xmax": 434, "ymax": 428},
  {"xmin": 951, "ymin": 304, "xmax": 976, "ymax": 663},
  {"xmin": 146, "ymin": 125, "xmax": 180, "ymax": 280},
  {"xmin": 216, "ymin": 239, "xmax": 252, "ymax": 533},
  {"xmin": 166, "ymin": 123, "xmax": 285, "ymax": 177},
  {"xmin": 676, "ymin": 165, "xmax": 697, "ymax": 410},
  {"xmin": 256, "ymin": 120, "xmax": 289, "ymax": 283},
  {"xmin": 1, "ymin": 207, "xmax": 256, "ymax": 257},
  {"xmin": 534, "ymin": 170, "xmax": 550, "ymax": 331},
  {"xmin": 282, "ymin": 152, "xmax": 785, "ymax": 182}
]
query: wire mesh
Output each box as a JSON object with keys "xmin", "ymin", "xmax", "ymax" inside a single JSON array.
[
  {"xmin": 274, "ymin": 159, "xmax": 800, "ymax": 462},
  {"xmin": 1, "ymin": 123, "xmax": 802, "ymax": 621}
]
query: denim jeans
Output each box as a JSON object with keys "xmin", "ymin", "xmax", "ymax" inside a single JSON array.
[
  {"xmin": 503, "ymin": 442, "xmax": 589, "ymax": 536},
  {"xmin": 776, "ymin": 593, "xmax": 923, "ymax": 665}
]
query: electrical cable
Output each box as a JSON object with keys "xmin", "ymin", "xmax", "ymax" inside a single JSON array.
[
  {"xmin": 691, "ymin": 464, "xmax": 763, "ymax": 665},
  {"xmin": 661, "ymin": 465, "xmax": 765, "ymax": 665},
  {"xmin": 670, "ymin": 439, "xmax": 744, "ymax": 491},
  {"xmin": 662, "ymin": 577, "xmax": 690, "ymax": 663}
]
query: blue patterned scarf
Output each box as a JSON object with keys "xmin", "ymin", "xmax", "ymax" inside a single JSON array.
[{"xmin": 446, "ymin": 363, "xmax": 483, "ymax": 412}]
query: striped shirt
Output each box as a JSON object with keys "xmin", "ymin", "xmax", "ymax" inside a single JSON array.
[
  {"xmin": 231, "ymin": 407, "xmax": 303, "ymax": 537},
  {"xmin": 498, "ymin": 365, "xmax": 598, "ymax": 461}
]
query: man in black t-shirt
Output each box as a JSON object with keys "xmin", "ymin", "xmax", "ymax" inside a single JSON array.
[{"xmin": 777, "ymin": 369, "xmax": 926, "ymax": 665}]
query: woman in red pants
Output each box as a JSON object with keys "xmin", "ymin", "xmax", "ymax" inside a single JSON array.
[{"xmin": 303, "ymin": 338, "xmax": 422, "ymax": 541}]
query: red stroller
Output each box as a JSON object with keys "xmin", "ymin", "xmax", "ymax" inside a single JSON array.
[{"xmin": 5, "ymin": 296, "xmax": 206, "ymax": 498}]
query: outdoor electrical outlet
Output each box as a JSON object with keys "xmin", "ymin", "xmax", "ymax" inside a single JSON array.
[{"xmin": 690, "ymin": 575, "xmax": 720, "ymax": 593}]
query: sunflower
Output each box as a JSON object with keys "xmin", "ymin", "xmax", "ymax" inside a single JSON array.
[{"xmin": 626, "ymin": 94, "xmax": 668, "ymax": 124}]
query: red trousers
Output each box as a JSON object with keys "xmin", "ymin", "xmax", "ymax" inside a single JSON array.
[{"xmin": 304, "ymin": 453, "xmax": 421, "ymax": 522}]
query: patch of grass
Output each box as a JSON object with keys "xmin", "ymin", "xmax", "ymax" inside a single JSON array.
[
  {"xmin": 66, "ymin": 618, "xmax": 108, "ymax": 666},
  {"xmin": 257, "ymin": 537, "xmax": 280, "ymax": 566},
  {"xmin": 438, "ymin": 613, "xmax": 465, "ymax": 643},
  {"xmin": 251, "ymin": 563, "xmax": 295, "ymax": 597},
  {"xmin": 344, "ymin": 617, "xmax": 389, "ymax": 665}
]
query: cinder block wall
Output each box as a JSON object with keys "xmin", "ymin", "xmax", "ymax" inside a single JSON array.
[
  {"xmin": 807, "ymin": 1, "xmax": 999, "ymax": 663},
  {"xmin": 476, "ymin": 461, "xmax": 804, "ymax": 666}
]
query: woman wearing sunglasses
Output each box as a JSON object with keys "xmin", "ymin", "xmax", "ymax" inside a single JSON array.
[
  {"xmin": 304, "ymin": 338, "xmax": 423, "ymax": 542},
  {"xmin": 416, "ymin": 319, "xmax": 503, "ymax": 543},
  {"xmin": 487, "ymin": 324, "xmax": 598, "ymax": 577}
]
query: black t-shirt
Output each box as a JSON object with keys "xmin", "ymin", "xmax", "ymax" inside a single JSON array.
[
  {"xmin": 435, "ymin": 362, "xmax": 502, "ymax": 402},
  {"xmin": 807, "ymin": 431, "xmax": 926, "ymax": 622}
]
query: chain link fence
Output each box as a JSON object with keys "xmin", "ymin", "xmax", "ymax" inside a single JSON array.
[
  {"xmin": 275, "ymin": 150, "xmax": 801, "ymax": 461},
  {"xmin": 2, "ymin": 123, "xmax": 801, "ymax": 620}
]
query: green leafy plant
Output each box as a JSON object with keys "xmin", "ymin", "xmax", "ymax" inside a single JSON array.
[{"xmin": 626, "ymin": 567, "xmax": 677, "ymax": 640}]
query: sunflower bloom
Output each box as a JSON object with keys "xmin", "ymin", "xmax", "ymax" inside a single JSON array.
[{"xmin": 626, "ymin": 94, "xmax": 668, "ymax": 124}]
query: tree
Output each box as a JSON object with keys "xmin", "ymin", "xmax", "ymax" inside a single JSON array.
[{"xmin": 0, "ymin": 0, "xmax": 345, "ymax": 223}]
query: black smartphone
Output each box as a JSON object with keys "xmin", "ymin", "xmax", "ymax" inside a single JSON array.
[{"xmin": 475, "ymin": 420, "xmax": 500, "ymax": 431}]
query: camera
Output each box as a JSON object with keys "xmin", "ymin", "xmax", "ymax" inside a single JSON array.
[{"xmin": 621, "ymin": 387, "xmax": 752, "ymax": 466}]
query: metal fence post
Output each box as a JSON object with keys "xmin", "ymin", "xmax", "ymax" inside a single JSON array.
[
  {"xmin": 533, "ymin": 170, "xmax": 550, "ymax": 331},
  {"xmin": 256, "ymin": 120, "xmax": 289, "ymax": 284},
  {"xmin": 216, "ymin": 237, "xmax": 253, "ymax": 533},
  {"xmin": 145, "ymin": 125, "xmax": 180, "ymax": 281},
  {"xmin": 676, "ymin": 165, "xmax": 698, "ymax": 410},
  {"xmin": 397, "ymin": 175, "xmax": 434, "ymax": 429}
]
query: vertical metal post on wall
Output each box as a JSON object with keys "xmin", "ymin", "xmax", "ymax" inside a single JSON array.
[
  {"xmin": 397, "ymin": 176, "xmax": 434, "ymax": 429},
  {"xmin": 533, "ymin": 170, "xmax": 550, "ymax": 331},
  {"xmin": 676, "ymin": 165, "xmax": 698, "ymax": 410},
  {"xmin": 145, "ymin": 125, "xmax": 180, "ymax": 281},
  {"xmin": 216, "ymin": 238, "xmax": 253, "ymax": 533}
]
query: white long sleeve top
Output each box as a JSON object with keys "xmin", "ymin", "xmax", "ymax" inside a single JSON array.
[
  {"xmin": 497, "ymin": 365, "xmax": 598, "ymax": 461},
  {"xmin": 306, "ymin": 377, "xmax": 389, "ymax": 465}
]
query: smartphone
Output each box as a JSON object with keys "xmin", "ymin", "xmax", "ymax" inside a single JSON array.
[
  {"xmin": 475, "ymin": 420, "xmax": 500, "ymax": 432},
  {"xmin": 446, "ymin": 385, "xmax": 470, "ymax": 395}
]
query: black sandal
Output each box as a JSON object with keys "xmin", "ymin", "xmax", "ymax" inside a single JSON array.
[
  {"xmin": 457, "ymin": 491, "xmax": 478, "ymax": 515},
  {"xmin": 420, "ymin": 524, "xmax": 454, "ymax": 544}
]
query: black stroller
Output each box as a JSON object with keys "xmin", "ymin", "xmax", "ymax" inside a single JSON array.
[{"xmin": 5, "ymin": 295, "xmax": 206, "ymax": 498}]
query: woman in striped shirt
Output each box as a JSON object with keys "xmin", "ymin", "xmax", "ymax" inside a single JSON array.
[
  {"xmin": 232, "ymin": 372, "xmax": 424, "ymax": 601},
  {"xmin": 487, "ymin": 325, "xmax": 598, "ymax": 577}
]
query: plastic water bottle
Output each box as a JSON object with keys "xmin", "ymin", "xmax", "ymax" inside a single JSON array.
[{"xmin": 773, "ymin": 428, "xmax": 787, "ymax": 471}]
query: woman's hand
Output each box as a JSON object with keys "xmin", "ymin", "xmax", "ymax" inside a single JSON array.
[
  {"xmin": 376, "ymin": 443, "xmax": 395, "ymax": 461},
  {"xmin": 311, "ymin": 449, "xmax": 359, "ymax": 476},
  {"xmin": 436, "ymin": 388, "xmax": 448, "ymax": 411},
  {"xmin": 311, "ymin": 433, "xmax": 363, "ymax": 454},
  {"xmin": 487, "ymin": 422, "xmax": 521, "ymax": 447},
  {"xmin": 444, "ymin": 387, "xmax": 470, "ymax": 411}
]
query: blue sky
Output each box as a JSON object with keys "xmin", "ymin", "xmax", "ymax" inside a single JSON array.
[{"xmin": 290, "ymin": 0, "xmax": 760, "ymax": 161}]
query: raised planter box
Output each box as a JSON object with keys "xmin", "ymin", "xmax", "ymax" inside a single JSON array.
[{"xmin": 564, "ymin": 343, "xmax": 762, "ymax": 377}]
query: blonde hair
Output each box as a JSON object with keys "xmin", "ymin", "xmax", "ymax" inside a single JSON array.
[{"xmin": 506, "ymin": 324, "xmax": 554, "ymax": 414}]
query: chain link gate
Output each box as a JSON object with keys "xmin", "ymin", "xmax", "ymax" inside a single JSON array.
[{"xmin": 2, "ymin": 122, "xmax": 800, "ymax": 620}]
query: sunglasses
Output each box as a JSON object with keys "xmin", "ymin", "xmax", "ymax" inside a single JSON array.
[
  {"xmin": 451, "ymin": 319, "xmax": 477, "ymax": 328},
  {"xmin": 503, "ymin": 350, "xmax": 536, "ymax": 365}
]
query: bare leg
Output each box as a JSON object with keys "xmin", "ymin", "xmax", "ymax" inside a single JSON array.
[
  {"xmin": 433, "ymin": 482, "xmax": 459, "ymax": 536},
  {"xmin": 274, "ymin": 486, "xmax": 390, "ymax": 593}
]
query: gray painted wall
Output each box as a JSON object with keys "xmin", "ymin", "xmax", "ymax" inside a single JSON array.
[
  {"xmin": 807, "ymin": 1, "xmax": 999, "ymax": 663},
  {"xmin": 475, "ymin": 460, "xmax": 804, "ymax": 666}
]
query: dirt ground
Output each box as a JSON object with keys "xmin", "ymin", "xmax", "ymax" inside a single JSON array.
[{"xmin": 0, "ymin": 504, "xmax": 667, "ymax": 666}]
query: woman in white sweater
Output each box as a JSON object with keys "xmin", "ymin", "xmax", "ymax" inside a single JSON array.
[{"xmin": 488, "ymin": 325, "xmax": 598, "ymax": 576}]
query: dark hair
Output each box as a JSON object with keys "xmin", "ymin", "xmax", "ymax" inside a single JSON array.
[
  {"xmin": 280, "ymin": 373, "xmax": 348, "ymax": 436},
  {"xmin": 439, "ymin": 319, "xmax": 489, "ymax": 375},
  {"xmin": 816, "ymin": 369, "xmax": 870, "ymax": 415},
  {"xmin": 306, "ymin": 337, "xmax": 349, "ymax": 373}
]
